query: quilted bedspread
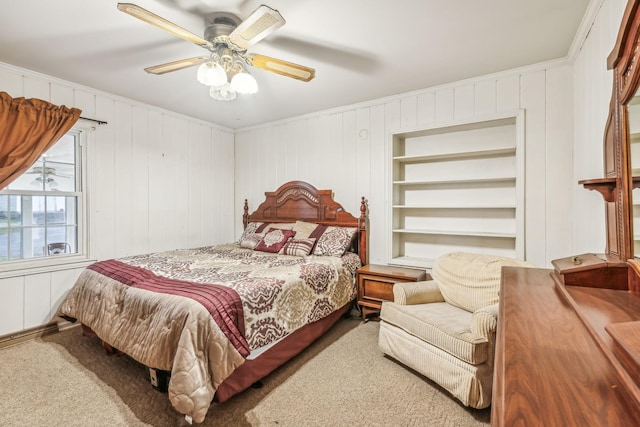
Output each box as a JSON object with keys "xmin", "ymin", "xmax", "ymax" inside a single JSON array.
[{"xmin": 58, "ymin": 243, "xmax": 359, "ymax": 423}]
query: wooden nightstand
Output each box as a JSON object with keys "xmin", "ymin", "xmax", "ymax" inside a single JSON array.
[{"xmin": 356, "ymin": 264, "xmax": 428, "ymax": 320}]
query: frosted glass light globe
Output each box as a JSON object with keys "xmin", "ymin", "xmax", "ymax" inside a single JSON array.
[
  {"xmin": 210, "ymin": 83, "xmax": 237, "ymax": 101},
  {"xmin": 230, "ymin": 72, "xmax": 258, "ymax": 94},
  {"xmin": 197, "ymin": 61, "xmax": 227, "ymax": 87}
]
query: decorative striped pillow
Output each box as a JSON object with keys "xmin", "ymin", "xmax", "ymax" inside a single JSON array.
[{"xmin": 279, "ymin": 238, "xmax": 316, "ymax": 257}]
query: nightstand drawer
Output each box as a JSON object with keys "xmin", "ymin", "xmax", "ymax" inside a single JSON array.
[
  {"xmin": 356, "ymin": 264, "xmax": 428, "ymax": 320},
  {"xmin": 360, "ymin": 277, "xmax": 396, "ymax": 302}
]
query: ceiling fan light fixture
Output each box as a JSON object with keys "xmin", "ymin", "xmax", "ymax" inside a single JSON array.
[
  {"xmin": 210, "ymin": 83, "xmax": 237, "ymax": 101},
  {"xmin": 231, "ymin": 71, "xmax": 258, "ymax": 94},
  {"xmin": 197, "ymin": 61, "xmax": 227, "ymax": 86},
  {"xmin": 31, "ymin": 176, "xmax": 58, "ymax": 189},
  {"xmin": 117, "ymin": 3, "xmax": 314, "ymax": 103}
]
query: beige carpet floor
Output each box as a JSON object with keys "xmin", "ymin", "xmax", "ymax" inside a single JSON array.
[{"xmin": 0, "ymin": 315, "xmax": 490, "ymax": 426}]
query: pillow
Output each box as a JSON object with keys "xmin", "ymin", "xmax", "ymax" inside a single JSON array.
[
  {"xmin": 255, "ymin": 222, "xmax": 295, "ymax": 232},
  {"xmin": 279, "ymin": 238, "xmax": 316, "ymax": 257},
  {"xmin": 239, "ymin": 232, "xmax": 264, "ymax": 249},
  {"xmin": 254, "ymin": 229, "xmax": 296, "ymax": 253},
  {"xmin": 432, "ymin": 252, "xmax": 534, "ymax": 312},
  {"xmin": 239, "ymin": 222, "xmax": 264, "ymax": 243},
  {"xmin": 292, "ymin": 220, "xmax": 319, "ymax": 240},
  {"xmin": 312, "ymin": 226, "xmax": 357, "ymax": 257}
]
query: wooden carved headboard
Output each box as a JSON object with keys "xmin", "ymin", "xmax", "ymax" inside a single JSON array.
[{"xmin": 243, "ymin": 181, "xmax": 368, "ymax": 265}]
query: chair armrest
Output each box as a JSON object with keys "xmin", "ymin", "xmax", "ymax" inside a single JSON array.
[
  {"xmin": 393, "ymin": 281, "xmax": 444, "ymax": 305},
  {"xmin": 471, "ymin": 303, "xmax": 499, "ymax": 339}
]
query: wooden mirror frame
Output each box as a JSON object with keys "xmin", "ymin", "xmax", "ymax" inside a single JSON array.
[{"xmin": 581, "ymin": 0, "xmax": 640, "ymax": 270}]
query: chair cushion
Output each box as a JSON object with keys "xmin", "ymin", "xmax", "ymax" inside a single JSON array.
[
  {"xmin": 432, "ymin": 252, "xmax": 533, "ymax": 312},
  {"xmin": 380, "ymin": 301, "xmax": 489, "ymax": 365}
]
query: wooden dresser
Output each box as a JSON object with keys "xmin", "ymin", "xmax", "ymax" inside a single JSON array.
[{"xmin": 492, "ymin": 264, "xmax": 640, "ymax": 426}]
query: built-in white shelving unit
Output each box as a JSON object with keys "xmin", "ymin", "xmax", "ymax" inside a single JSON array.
[{"xmin": 388, "ymin": 112, "xmax": 525, "ymax": 269}]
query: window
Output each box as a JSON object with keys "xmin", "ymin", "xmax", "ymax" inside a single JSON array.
[{"xmin": 0, "ymin": 131, "xmax": 84, "ymax": 263}]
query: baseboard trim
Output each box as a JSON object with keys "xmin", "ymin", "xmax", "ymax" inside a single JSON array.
[{"xmin": 0, "ymin": 322, "xmax": 77, "ymax": 349}]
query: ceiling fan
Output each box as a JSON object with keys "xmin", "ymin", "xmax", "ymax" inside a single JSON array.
[
  {"xmin": 117, "ymin": 3, "xmax": 315, "ymax": 100},
  {"xmin": 27, "ymin": 166, "xmax": 71, "ymax": 190},
  {"xmin": 27, "ymin": 166, "xmax": 72, "ymax": 178}
]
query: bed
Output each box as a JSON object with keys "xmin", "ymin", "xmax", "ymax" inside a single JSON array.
[{"xmin": 57, "ymin": 180, "xmax": 368, "ymax": 423}]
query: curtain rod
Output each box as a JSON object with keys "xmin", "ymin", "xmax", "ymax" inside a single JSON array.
[{"xmin": 79, "ymin": 116, "xmax": 108, "ymax": 125}]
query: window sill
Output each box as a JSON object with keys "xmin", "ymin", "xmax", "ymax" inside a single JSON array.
[{"xmin": 0, "ymin": 255, "xmax": 96, "ymax": 279}]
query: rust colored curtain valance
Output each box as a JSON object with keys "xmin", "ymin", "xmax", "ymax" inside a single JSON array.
[{"xmin": 0, "ymin": 91, "xmax": 82, "ymax": 190}]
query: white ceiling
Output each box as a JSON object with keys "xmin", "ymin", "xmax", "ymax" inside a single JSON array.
[{"xmin": 0, "ymin": 0, "xmax": 591, "ymax": 129}]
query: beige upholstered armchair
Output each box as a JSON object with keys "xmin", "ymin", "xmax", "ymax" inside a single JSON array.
[{"xmin": 378, "ymin": 252, "xmax": 533, "ymax": 409}]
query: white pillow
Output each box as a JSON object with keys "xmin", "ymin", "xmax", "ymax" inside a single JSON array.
[{"xmin": 432, "ymin": 252, "xmax": 533, "ymax": 312}]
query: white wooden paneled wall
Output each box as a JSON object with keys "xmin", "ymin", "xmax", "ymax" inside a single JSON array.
[
  {"xmin": 235, "ymin": 63, "xmax": 574, "ymax": 269},
  {"xmin": 0, "ymin": 63, "xmax": 234, "ymax": 336}
]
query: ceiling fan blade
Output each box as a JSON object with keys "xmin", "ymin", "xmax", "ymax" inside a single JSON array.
[
  {"xmin": 117, "ymin": 3, "xmax": 213, "ymax": 50},
  {"xmin": 247, "ymin": 54, "xmax": 315, "ymax": 82},
  {"xmin": 228, "ymin": 5, "xmax": 285, "ymax": 50},
  {"xmin": 144, "ymin": 56, "xmax": 207, "ymax": 74}
]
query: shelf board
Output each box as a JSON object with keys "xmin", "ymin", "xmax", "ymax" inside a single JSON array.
[
  {"xmin": 393, "ymin": 147, "xmax": 516, "ymax": 163},
  {"xmin": 389, "ymin": 256, "xmax": 434, "ymax": 269},
  {"xmin": 393, "ymin": 228, "xmax": 516, "ymax": 238},
  {"xmin": 580, "ymin": 176, "xmax": 640, "ymax": 201},
  {"xmin": 393, "ymin": 176, "xmax": 516, "ymax": 185},
  {"xmin": 393, "ymin": 204, "xmax": 516, "ymax": 209}
]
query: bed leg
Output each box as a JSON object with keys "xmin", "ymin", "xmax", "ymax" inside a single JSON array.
[
  {"xmin": 101, "ymin": 340, "xmax": 119, "ymax": 356},
  {"xmin": 81, "ymin": 324, "xmax": 96, "ymax": 337}
]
